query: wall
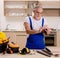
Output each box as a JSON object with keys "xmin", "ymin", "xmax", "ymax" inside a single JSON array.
[
  {"xmin": 0, "ymin": 0, "xmax": 25, "ymax": 31},
  {"xmin": 0, "ymin": 0, "xmax": 60, "ymax": 31},
  {"xmin": 45, "ymin": 17, "xmax": 60, "ymax": 29}
]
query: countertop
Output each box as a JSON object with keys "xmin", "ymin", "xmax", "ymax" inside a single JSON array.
[
  {"xmin": 2, "ymin": 29, "xmax": 26, "ymax": 32},
  {"xmin": 0, "ymin": 47, "xmax": 60, "ymax": 58},
  {"xmin": 2, "ymin": 29, "xmax": 60, "ymax": 32}
]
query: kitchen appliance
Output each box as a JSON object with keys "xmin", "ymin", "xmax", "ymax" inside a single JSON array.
[{"xmin": 45, "ymin": 29, "xmax": 56, "ymax": 46}]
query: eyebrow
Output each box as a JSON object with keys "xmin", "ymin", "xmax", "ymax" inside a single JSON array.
[{"xmin": 35, "ymin": 11, "xmax": 43, "ymax": 13}]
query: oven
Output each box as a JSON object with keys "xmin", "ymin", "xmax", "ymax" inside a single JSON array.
[{"xmin": 44, "ymin": 29, "xmax": 56, "ymax": 46}]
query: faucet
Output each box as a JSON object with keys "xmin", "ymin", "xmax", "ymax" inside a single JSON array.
[{"xmin": 5, "ymin": 24, "xmax": 10, "ymax": 30}]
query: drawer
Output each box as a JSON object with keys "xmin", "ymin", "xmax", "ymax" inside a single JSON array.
[{"xmin": 14, "ymin": 31, "xmax": 27, "ymax": 36}]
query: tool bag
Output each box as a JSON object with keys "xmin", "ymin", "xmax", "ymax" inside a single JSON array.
[
  {"xmin": 0, "ymin": 32, "xmax": 9, "ymax": 53},
  {"xmin": 7, "ymin": 42, "xmax": 19, "ymax": 53}
]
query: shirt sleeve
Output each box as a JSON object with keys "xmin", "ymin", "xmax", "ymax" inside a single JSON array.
[{"xmin": 24, "ymin": 16, "xmax": 30, "ymax": 24}]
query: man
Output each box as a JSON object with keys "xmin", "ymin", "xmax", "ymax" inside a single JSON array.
[{"xmin": 24, "ymin": 5, "xmax": 51, "ymax": 49}]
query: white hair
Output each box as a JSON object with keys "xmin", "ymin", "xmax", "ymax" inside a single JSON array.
[{"xmin": 33, "ymin": 5, "xmax": 43, "ymax": 11}]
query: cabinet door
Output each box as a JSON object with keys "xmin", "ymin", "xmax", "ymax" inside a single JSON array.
[
  {"xmin": 3, "ymin": 31, "xmax": 16, "ymax": 43},
  {"xmin": 16, "ymin": 32, "xmax": 27, "ymax": 49},
  {"xmin": 56, "ymin": 30, "xmax": 60, "ymax": 46},
  {"xmin": 4, "ymin": 0, "xmax": 28, "ymax": 17}
]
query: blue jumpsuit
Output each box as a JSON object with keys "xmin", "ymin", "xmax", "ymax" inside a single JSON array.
[{"xmin": 26, "ymin": 17, "xmax": 46, "ymax": 49}]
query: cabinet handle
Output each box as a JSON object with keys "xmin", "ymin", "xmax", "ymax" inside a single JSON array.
[{"xmin": 16, "ymin": 35, "xmax": 26, "ymax": 36}]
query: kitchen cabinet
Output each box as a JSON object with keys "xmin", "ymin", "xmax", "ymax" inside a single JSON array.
[
  {"xmin": 3, "ymin": 31, "xmax": 16, "ymax": 43},
  {"xmin": 59, "ymin": 10, "xmax": 60, "ymax": 16},
  {"xmin": 3, "ymin": 30, "xmax": 60, "ymax": 48},
  {"xmin": 38, "ymin": 1, "xmax": 60, "ymax": 8},
  {"xmin": 28, "ymin": 1, "xmax": 60, "ymax": 16},
  {"xmin": 43, "ymin": 9, "xmax": 60, "ymax": 17},
  {"xmin": 4, "ymin": 0, "xmax": 38, "ymax": 16},
  {"xmin": 15, "ymin": 31, "xmax": 27, "ymax": 49},
  {"xmin": 3, "ymin": 31, "xmax": 27, "ymax": 49},
  {"xmin": 4, "ymin": 0, "xmax": 60, "ymax": 17},
  {"xmin": 38, "ymin": 1, "xmax": 60, "ymax": 17},
  {"xmin": 56, "ymin": 30, "xmax": 60, "ymax": 46},
  {"xmin": 4, "ymin": 0, "xmax": 28, "ymax": 17}
]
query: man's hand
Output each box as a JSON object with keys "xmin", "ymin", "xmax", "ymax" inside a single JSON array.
[
  {"xmin": 39, "ymin": 25, "xmax": 47, "ymax": 33},
  {"xmin": 43, "ymin": 25, "xmax": 52, "ymax": 35},
  {"xmin": 39, "ymin": 25, "xmax": 52, "ymax": 35}
]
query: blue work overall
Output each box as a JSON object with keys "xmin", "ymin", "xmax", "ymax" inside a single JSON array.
[{"xmin": 26, "ymin": 17, "xmax": 46, "ymax": 49}]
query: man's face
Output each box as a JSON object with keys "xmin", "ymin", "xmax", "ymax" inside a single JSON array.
[{"xmin": 33, "ymin": 8, "xmax": 43, "ymax": 19}]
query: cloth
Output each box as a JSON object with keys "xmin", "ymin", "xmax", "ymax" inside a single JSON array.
[
  {"xmin": 24, "ymin": 16, "xmax": 48, "ymax": 30},
  {"xmin": 25, "ymin": 16, "xmax": 46, "ymax": 49}
]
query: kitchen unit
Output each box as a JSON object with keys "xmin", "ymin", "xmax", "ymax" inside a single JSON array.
[
  {"xmin": 4, "ymin": 1, "xmax": 60, "ymax": 17},
  {"xmin": 4, "ymin": 0, "xmax": 28, "ymax": 17},
  {"xmin": 3, "ymin": 29, "xmax": 60, "ymax": 49},
  {"xmin": 45, "ymin": 29, "xmax": 60, "ymax": 47},
  {"xmin": 56, "ymin": 30, "xmax": 60, "ymax": 46},
  {"xmin": 4, "ymin": 0, "xmax": 39, "ymax": 17},
  {"xmin": 3, "ymin": 31, "xmax": 27, "ymax": 49},
  {"xmin": 45, "ymin": 29, "xmax": 57, "ymax": 46},
  {"xmin": 37, "ymin": 1, "xmax": 60, "ymax": 17},
  {"xmin": 28, "ymin": 1, "xmax": 60, "ymax": 17}
]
